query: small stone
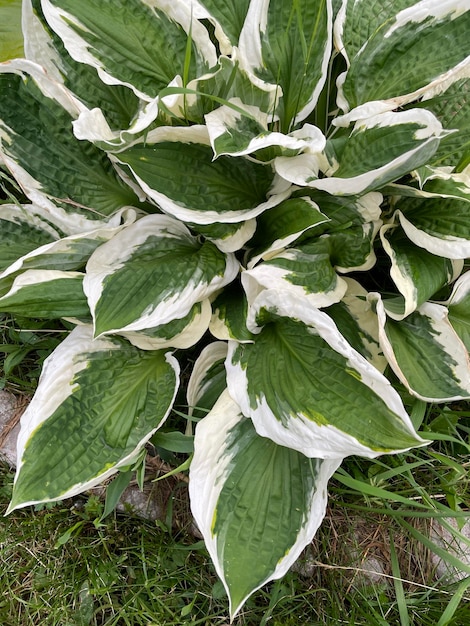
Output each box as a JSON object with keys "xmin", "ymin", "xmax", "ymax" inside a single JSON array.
[
  {"xmin": 429, "ymin": 518, "xmax": 470, "ymax": 582},
  {"xmin": 0, "ymin": 390, "xmax": 21, "ymax": 466}
]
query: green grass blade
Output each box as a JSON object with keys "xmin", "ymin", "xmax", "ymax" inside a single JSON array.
[
  {"xmin": 390, "ymin": 535, "xmax": 410, "ymax": 626},
  {"xmin": 436, "ymin": 577, "xmax": 470, "ymax": 626}
]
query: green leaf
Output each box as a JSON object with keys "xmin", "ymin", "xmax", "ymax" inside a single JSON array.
[
  {"xmin": 152, "ymin": 431, "xmax": 194, "ymax": 454},
  {"xmin": 0, "ymin": 0, "xmax": 23, "ymax": 61},
  {"xmin": 294, "ymin": 190, "xmax": 383, "ymax": 272},
  {"xmin": 374, "ymin": 296, "xmax": 470, "ymax": 402},
  {"xmin": 85, "ymin": 214, "xmax": 238, "ymax": 336},
  {"xmin": 242, "ymin": 239, "xmax": 347, "ymax": 309},
  {"xmin": 101, "ymin": 470, "xmax": 133, "ymax": 520},
  {"xmin": 380, "ymin": 223, "xmax": 457, "ymax": 318},
  {"xmin": 238, "ymin": 0, "xmax": 333, "ymax": 130},
  {"xmin": 0, "ymin": 62, "xmax": 140, "ymax": 226},
  {"xmin": 8, "ymin": 324, "xmax": 179, "ymax": 512},
  {"xmin": 41, "ymin": 0, "xmax": 217, "ymax": 100},
  {"xmin": 337, "ymin": 1, "xmax": 470, "ymax": 115},
  {"xmin": 0, "ymin": 269, "xmax": 89, "ymax": 319},
  {"xmin": 227, "ymin": 289, "xmax": 427, "ymax": 458},
  {"xmin": 189, "ymin": 390, "xmax": 342, "ymax": 620},
  {"xmin": 115, "ymin": 126, "xmax": 290, "ymax": 225}
]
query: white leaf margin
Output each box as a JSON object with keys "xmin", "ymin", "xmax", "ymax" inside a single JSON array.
[
  {"xmin": 120, "ymin": 298, "xmax": 212, "ymax": 350},
  {"xmin": 444, "ymin": 269, "xmax": 470, "ymax": 306},
  {"xmin": 237, "ymin": 0, "xmax": 333, "ymax": 125},
  {"xmin": 241, "ymin": 251, "xmax": 348, "ymax": 310},
  {"xmin": 8, "ymin": 324, "xmax": 180, "ymax": 512},
  {"xmin": 380, "ymin": 221, "xmax": 463, "ymax": 320},
  {"xmin": 338, "ymin": 277, "xmax": 388, "ymax": 373},
  {"xmin": 371, "ymin": 293, "xmax": 470, "ymax": 402},
  {"xmin": 0, "ymin": 202, "xmax": 63, "ymax": 240},
  {"xmin": 226, "ymin": 288, "xmax": 425, "ymax": 459},
  {"xmin": 84, "ymin": 213, "xmax": 239, "ymax": 335},
  {"xmin": 0, "ymin": 212, "xmax": 136, "ymax": 282},
  {"xmin": 205, "ymin": 100, "xmax": 326, "ymax": 157},
  {"xmin": 112, "ymin": 125, "xmax": 292, "ymax": 225},
  {"xmin": 334, "ymin": 0, "xmax": 470, "ymax": 122},
  {"xmin": 283, "ymin": 109, "xmax": 448, "ymax": 195},
  {"xmin": 23, "ymin": 0, "xmax": 163, "ymax": 148},
  {"xmin": 187, "ymin": 340, "xmax": 228, "ymax": 412},
  {"xmin": 0, "ymin": 268, "xmax": 84, "ymax": 303},
  {"xmin": 397, "ymin": 209, "xmax": 470, "ymax": 260},
  {"xmin": 189, "ymin": 389, "xmax": 343, "ymax": 620},
  {"xmin": 40, "ymin": 0, "xmax": 217, "ymax": 101}
]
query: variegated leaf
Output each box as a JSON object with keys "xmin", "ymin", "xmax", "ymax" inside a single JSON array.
[
  {"xmin": 326, "ymin": 277, "xmax": 387, "ymax": 372},
  {"xmin": 242, "ymin": 239, "xmax": 347, "ymax": 309},
  {"xmin": 446, "ymin": 270, "xmax": 470, "ymax": 351},
  {"xmin": 0, "ymin": 203, "xmax": 60, "ymax": 271},
  {"xmin": 209, "ymin": 281, "xmax": 254, "ymax": 342},
  {"xmin": 23, "ymin": 0, "xmax": 149, "ymax": 148},
  {"xmin": 380, "ymin": 223, "xmax": 458, "ymax": 319},
  {"xmin": 334, "ymin": 0, "xmax": 418, "ymax": 70},
  {"xmin": 373, "ymin": 294, "xmax": 470, "ymax": 402},
  {"xmin": 396, "ymin": 194, "xmax": 470, "ymax": 259},
  {"xmin": 226, "ymin": 289, "xmax": 427, "ymax": 459},
  {"xmin": 187, "ymin": 341, "xmax": 228, "ymax": 421},
  {"xmin": 0, "ymin": 60, "xmax": 141, "ymax": 230},
  {"xmin": 238, "ymin": 0, "xmax": 333, "ymax": 129},
  {"xmin": 115, "ymin": 126, "xmax": 291, "ymax": 225},
  {"xmin": 189, "ymin": 219, "xmax": 256, "ymax": 254},
  {"xmin": 183, "ymin": 56, "xmax": 278, "ymax": 124},
  {"xmin": 189, "ymin": 0, "xmax": 251, "ymax": 51},
  {"xmin": 415, "ymin": 76, "xmax": 470, "ymax": 170},
  {"xmin": 206, "ymin": 99, "xmax": 326, "ymax": 157},
  {"xmin": 336, "ymin": 0, "xmax": 470, "ymax": 119},
  {"xmin": 282, "ymin": 110, "xmax": 445, "ymax": 195},
  {"xmin": 120, "ymin": 300, "xmax": 211, "ymax": 351},
  {"xmin": 0, "ymin": 269, "xmax": 88, "ymax": 319},
  {"xmin": 246, "ymin": 197, "xmax": 330, "ymax": 268},
  {"xmin": 84, "ymin": 214, "xmax": 239, "ymax": 336},
  {"xmin": 40, "ymin": 0, "xmax": 217, "ymax": 101},
  {"xmin": 189, "ymin": 390, "xmax": 342, "ymax": 620},
  {"xmin": 8, "ymin": 324, "xmax": 179, "ymax": 512},
  {"xmin": 0, "ymin": 215, "xmax": 134, "ymax": 297}
]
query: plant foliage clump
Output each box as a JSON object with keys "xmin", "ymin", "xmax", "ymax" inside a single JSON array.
[{"xmin": 0, "ymin": 0, "xmax": 470, "ymax": 619}]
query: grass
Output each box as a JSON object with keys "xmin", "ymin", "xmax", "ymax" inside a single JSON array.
[
  {"xmin": 1, "ymin": 417, "xmax": 469, "ymax": 626},
  {"xmin": 0, "ymin": 272, "xmax": 469, "ymax": 625}
]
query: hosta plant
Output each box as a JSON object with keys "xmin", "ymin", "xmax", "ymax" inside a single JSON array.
[{"xmin": 1, "ymin": 0, "xmax": 470, "ymax": 619}]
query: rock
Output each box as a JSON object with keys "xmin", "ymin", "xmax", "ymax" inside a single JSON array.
[
  {"xmin": 0, "ymin": 390, "xmax": 22, "ymax": 466},
  {"xmin": 429, "ymin": 518, "xmax": 470, "ymax": 582}
]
